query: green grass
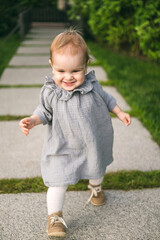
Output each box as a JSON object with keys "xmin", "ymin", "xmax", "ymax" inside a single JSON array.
[
  {"xmin": 0, "ymin": 84, "xmax": 43, "ymax": 88},
  {"xmin": 16, "ymin": 53, "xmax": 49, "ymax": 56},
  {"xmin": 8, "ymin": 62, "xmax": 99, "ymax": 68},
  {"xmin": 88, "ymin": 41, "xmax": 160, "ymax": 146},
  {"xmin": 0, "ymin": 35, "xmax": 21, "ymax": 77},
  {"xmin": 0, "ymin": 115, "xmax": 28, "ymax": 121},
  {"xmin": 0, "ymin": 112, "xmax": 136, "ymax": 121},
  {"xmin": 8, "ymin": 65, "xmax": 50, "ymax": 68},
  {"xmin": 21, "ymin": 44, "xmax": 50, "ymax": 47},
  {"xmin": 0, "ymin": 171, "xmax": 160, "ymax": 194}
]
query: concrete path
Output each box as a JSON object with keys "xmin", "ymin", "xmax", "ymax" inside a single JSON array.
[
  {"xmin": 1, "ymin": 118, "xmax": 160, "ymax": 179},
  {"xmin": 0, "ymin": 86, "xmax": 129, "ymax": 116},
  {"xmin": 0, "ymin": 66, "xmax": 107, "ymax": 85},
  {"xmin": 1, "ymin": 189, "xmax": 160, "ymax": 240},
  {"xmin": 17, "ymin": 46, "xmax": 49, "ymax": 54},
  {"xmin": 0, "ymin": 24, "xmax": 160, "ymax": 240}
]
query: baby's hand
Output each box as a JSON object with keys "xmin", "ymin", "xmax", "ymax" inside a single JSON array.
[
  {"xmin": 117, "ymin": 112, "xmax": 131, "ymax": 126},
  {"xmin": 112, "ymin": 105, "xmax": 131, "ymax": 126},
  {"xmin": 19, "ymin": 117, "xmax": 35, "ymax": 136}
]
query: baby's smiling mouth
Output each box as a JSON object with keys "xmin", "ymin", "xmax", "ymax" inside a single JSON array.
[{"xmin": 63, "ymin": 81, "xmax": 76, "ymax": 86}]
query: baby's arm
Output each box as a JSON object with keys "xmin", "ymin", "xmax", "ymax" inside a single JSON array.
[
  {"xmin": 93, "ymin": 80, "xmax": 131, "ymax": 126},
  {"xmin": 19, "ymin": 114, "xmax": 42, "ymax": 136},
  {"xmin": 112, "ymin": 105, "xmax": 131, "ymax": 126}
]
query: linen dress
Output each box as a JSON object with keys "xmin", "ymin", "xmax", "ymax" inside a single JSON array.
[{"xmin": 34, "ymin": 70, "xmax": 116, "ymax": 187}]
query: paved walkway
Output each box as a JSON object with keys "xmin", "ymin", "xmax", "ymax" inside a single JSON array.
[
  {"xmin": 0, "ymin": 24, "xmax": 160, "ymax": 240},
  {"xmin": 0, "ymin": 189, "xmax": 160, "ymax": 240}
]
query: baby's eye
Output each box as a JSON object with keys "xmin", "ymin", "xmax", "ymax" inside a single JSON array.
[
  {"xmin": 72, "ymin": 70, "xmax": 79, "ymax": 73},
  {"xmin": 58, "ymin": 70, "xmax": 64, "ymax": 73}
]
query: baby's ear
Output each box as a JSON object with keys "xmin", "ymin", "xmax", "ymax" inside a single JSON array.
[
  {"xmin": 85, "ymin": 60, "xmax": 89, "ymax": 73},
  {"xmin": 49, "ymin": 59, "xmax": 52, "ymax": 67}
]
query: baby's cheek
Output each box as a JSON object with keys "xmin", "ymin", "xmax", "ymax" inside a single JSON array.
[
  {"xmin": 54, "ymin": 74, "xmax": 61, "ymax": 81},
  {"xmin": 80, "ymin": 74, "xmax": 85, "ymax": 83}
]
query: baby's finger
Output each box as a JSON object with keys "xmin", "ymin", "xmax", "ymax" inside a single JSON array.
[
  {"xmin": 23, "ymin": 129, "xmax": 29, "ymax": 136},
  {"xmin": 24, "ymin": 132, "xmax": 29, "ymax": 136},
  {"xmin": 20, "ymin": 124, "xmax": 27, "ymax": 130},
  {"xmin": 124, "ymin": 119, "xmax": 129, "ymax": 126},
  {"xmin": 25, "ymin": 120, "xmax": 31, "ymax": 124},
  {"xmin": 19, "ymin": 120, "xmax": 27, "ymax": 127},
  {"xmin": 21, "ymin": 118, "xmax": 31, "ymax": 125},
  {"xmin": 21, "ymin": 118, "xmax": 28, "ymax": 123},
  {"xmin": 22, "ymin": 123, "xmax": 28, "ymax": 127},
  {"xmin": 126, "ymin": 116, "xmax": 131, "ymax": 126},
  {"xmin": 20, "ymin": 125, "xmax": 28, "ymax": 132}
]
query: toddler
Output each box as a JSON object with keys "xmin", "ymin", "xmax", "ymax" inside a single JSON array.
[{"xmin": 19, "ymin": 29, "xmax": 131, "ymax": 237}]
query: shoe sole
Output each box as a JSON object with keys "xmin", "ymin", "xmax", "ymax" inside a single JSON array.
[
  {"xmin": 91, "ymin": 200, "xmax": 106, "ymax": 206},
  {"xmin": 47, "ymin": 230, "xmax": 66, "ymax": 237}
]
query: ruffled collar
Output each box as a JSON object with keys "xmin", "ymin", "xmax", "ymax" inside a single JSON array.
[{"xmin": 44, "ymin": 70, "xmax": 97, "ymax": 101}]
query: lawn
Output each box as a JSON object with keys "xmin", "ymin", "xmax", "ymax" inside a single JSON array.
[
  {"xmin": 0, "ymin": 170, "xmax": 160, "ymax": 194},
  {"xmin": 88, "ymin": 42, "xmax": 160, "ymax": 146},
  {"xmin": 0, "ymin": 34, "xmax": 20, "ymax": 77}
]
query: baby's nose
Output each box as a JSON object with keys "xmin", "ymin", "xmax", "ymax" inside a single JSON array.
[{"xmin": 65, "ymin": 73, "xmax": 73, "ymax": 80}]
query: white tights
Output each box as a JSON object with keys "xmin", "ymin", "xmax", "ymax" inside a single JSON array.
[{"xmin": 47, "ymin": 177, "xmax": 104, "ymax": 215}]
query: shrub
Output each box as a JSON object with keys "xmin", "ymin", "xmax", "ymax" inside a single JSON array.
[{"xmin": 68, "ymin": 0, "xmax": 160, "ymax": 62}]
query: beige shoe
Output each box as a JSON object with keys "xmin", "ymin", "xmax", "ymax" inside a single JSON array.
[
  {"xmin": 87, "ymin": 184, "xmax": 106, "ymax": 206},
  {"xmin": 47, "ymin": 211, "xmax": 67, "ymax": 237}
]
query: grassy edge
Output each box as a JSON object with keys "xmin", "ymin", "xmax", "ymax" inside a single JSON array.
[
  {"xmin": 0, "ymin": 80, "xmax": 108, "ymax": 89},
  {"xmin": 0, "ymin": 115, "xmax": 28, "ymax": 121},
  {"xmin": 0, "ymin": 34, "xmax": 21, "ymax": 77},
  {"xmin": 0, "ymin": 84, "xmax": 43, "ymax": 88},
  {"xmin": 0, "ymin": 110, "xmax": 138, "ymax": 121},
  {"xmin": 0, "ymin": 170, "xmax": 160, "ymax": 194}
]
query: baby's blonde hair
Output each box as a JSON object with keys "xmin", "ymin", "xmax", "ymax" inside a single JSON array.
[{"xmin": 50, "ymin": 28, "xmax": 90, "ymax": 66}]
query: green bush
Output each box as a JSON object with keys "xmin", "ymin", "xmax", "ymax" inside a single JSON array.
[
  {"xmin": 68, "ymin": 0, "xmax": 160, "ymax": 62},
  {"xmin": 134, "ymin": 1, "xmax": 160, "ymax": 60}
]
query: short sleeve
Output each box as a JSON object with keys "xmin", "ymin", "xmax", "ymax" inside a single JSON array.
[
  {"xmin": 93, "ymin": 80, "xmax": 117, "ymax": 112},
  {"xmin": 33, "ymin": 86, "xmax": 53, "ymax": 125}
]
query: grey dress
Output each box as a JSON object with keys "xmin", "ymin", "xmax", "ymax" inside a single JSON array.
[{"xmin": 34, "ymin": 70, "xmax": 116, "ymax": 187}]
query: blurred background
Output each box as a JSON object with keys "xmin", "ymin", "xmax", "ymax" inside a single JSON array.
[{"xmin": 1, "ymin": 0, "xmax": 160, "ymax": 61}]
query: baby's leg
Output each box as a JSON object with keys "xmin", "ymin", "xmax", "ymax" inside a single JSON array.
[
  {"xmin": 89, "ymin": 176, "xmax": 104, "ymax": 186},
  {"xmin": 88, "ymin": 176, "xmax": 105, "ymax": 206},
  {"xmin": 47, "ymin": 186, "xmax": 68, "ymax": 237},
  {"xmin": 47, "ymin": 186, "xmax": 68, "ymax": 215}
]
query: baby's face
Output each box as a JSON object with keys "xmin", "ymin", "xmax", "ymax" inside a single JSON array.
[{"xmin": 51, "ymin": 51, "xmax": 87, "ymax": 91}]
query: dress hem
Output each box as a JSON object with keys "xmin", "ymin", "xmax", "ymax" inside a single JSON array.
[{"xmin": 42, "ymin": 164, "xmax": 113, "ymax": 187}]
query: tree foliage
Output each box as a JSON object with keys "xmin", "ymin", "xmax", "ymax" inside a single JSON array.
[{"xmin": 68, "ymin": 0, "xmax": 160, "ymax": 62}]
